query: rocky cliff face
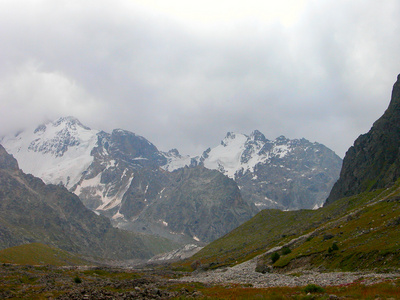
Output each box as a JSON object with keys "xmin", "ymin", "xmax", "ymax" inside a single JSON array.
[
  {"xmin": 0, "ymin": 145, "xmax": 175, "ymax": 259},
  {"xmin": 116, "ymin": 166, "xmax": 256, "ymax": 243},
  {"xmin": 326, "ymin": 74, "xmax": 400, "ymax": 205}
]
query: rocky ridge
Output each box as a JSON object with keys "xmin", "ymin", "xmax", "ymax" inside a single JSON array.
[{"xmin": 326, "ymin": 74, "xmax": 400, "ymax": 205}]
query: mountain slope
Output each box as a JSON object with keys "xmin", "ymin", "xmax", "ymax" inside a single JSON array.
[
  {"xmin": 116, "ymin": 166, "xmax": 256, "ymax": 243},
  {"xmin": 326, "ymin": 74, "xmax": 400, "ymax": 205},
  {"xmin": 0, "ymin": 145, "xmax": 176, "ymax": 260}
]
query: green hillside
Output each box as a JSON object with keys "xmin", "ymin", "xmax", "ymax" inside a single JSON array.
[{"xmin": 0, "ymin": 243, "xmax": 91, "ymax": 266}]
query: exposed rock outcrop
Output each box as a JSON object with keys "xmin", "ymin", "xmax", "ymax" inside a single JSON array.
[{"xmin": 326, "ymin": 74, "xmax": 400, "ymax": 205}]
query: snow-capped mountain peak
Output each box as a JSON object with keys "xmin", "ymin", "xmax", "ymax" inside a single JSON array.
[
  {"xmin": 1, "ymin": 117, "xmax": 99, "ymax": 189},
  {"xmin": 198, "ymin": 131, "xmax": 294, "ymax": 179},
  {"xmin": 249, "ymin": 129, "xmax": 267, "ymax": 142},
  {"xmin": 202, "ymin": 132, "xmax": 249, "ymax": 178}
]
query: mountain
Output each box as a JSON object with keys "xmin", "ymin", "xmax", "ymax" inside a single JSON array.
[
  {"xmin": 176, "ymin": 73, "xmax": 400, "ymax": 273},
  {"xmin": 0, "ymin": 144, "xmax": 176, "ymax": 260},
  {"xmin": 0, "ymin": 116, "xmax": 340, "ymax": 243},
  {"xmin": 325, "ymin": 74, "xmax": 400, "ymax": 205},
  {"xmin": 1, "ymin": 118, "xmax": 255, "ymax": 243},
  {"xmin": 164, "ymin": 131, "xmax": 342, "ymax": 210}
]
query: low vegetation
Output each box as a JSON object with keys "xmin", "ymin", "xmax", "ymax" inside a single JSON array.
[{"xmin": 0, "ymin": 243, "xmax": 91, "ymax": 266}]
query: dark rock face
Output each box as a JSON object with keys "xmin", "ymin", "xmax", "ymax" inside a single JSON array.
[
  {"xmin": 117, "ymin": 166, "xmax": 256, "ymax": 243},
  {"xmin": 108, "ymin": 129, "xmax": 167, "ymax": 168},
  {"xmin": 326, "ymin": 74, "xmax": 400, "ymax": 205},
  {"xmin": 0, "ymin": 146, "xmax": 174, "ymax": 259}
]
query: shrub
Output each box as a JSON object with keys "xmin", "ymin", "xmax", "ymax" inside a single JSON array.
[
  {"xmin": 306, "ymin": 236, "xmax": 313, "ymax": 242},
  {"xmin": 281, "ymin": 247, "xmax": 292, "ymax": 255},
  {"xmin": 332, "ymin": 243, "xmax": 339, "ymax": 251},
  {"xmin": 271, "ymin": 252, "xmax": 280, "ymax": 264},
  {"xmin": 73, "ymin": 276, "xmax": 82, "ymax": 284},
  {"xmin": 303, "ymin": 284, "xmax": 325, "ymax": 293}
]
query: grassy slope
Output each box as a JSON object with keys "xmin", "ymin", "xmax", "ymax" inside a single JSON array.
[
  {"xmin": 176, "ymin": 180, "xmax": 400, "ymax": 272},
  {"xmin": 0, "ymin": 243, "xmax": 91, "ymax": 266},
  {"xmin": 273, "ymin": 183, "xmax": 400, "ymax": 271}
]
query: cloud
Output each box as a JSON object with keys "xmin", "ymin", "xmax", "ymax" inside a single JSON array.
[
  {"xmin": 0, "ymin": 63, "xmax": 104, "ymax": 133},
  {"xmin": 0, "ymin": 0, "xmax": 400, "ymax": 157}
]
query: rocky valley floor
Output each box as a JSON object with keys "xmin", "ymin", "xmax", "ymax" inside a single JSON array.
[
  {"xmin": 177, "ymin": 255, "xmax": 400, "ymax": 289},
  {"xmin": 1, "ymin": 262, "xmax": 400, "ymax": 299}
]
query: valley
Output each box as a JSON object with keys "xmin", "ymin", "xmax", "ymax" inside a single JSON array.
[{"xmin": 0, "ymin": 74, "xmax": 400, "ymax": 299}]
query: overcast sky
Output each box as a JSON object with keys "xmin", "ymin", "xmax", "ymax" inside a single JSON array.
[{"xmin": 1, "ymin": 0, "xmax": 400, "ymax": 157}]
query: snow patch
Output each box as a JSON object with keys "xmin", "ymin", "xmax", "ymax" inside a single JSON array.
[
  {"xmin": 112, "ymin": 211, "xmax": 125, "ymax": 220},
  {"xmin": 159, "ymin": 220, "xmax": 168, "ymax": 227},
  {"xmin": 312, "ymin": 203, "xmax": 323, "ymax": 210}
]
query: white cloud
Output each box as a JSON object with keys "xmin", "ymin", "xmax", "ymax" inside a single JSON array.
[
  {"xmin": 0, "ymin": 63, "xmax": 104, "ymax": 134},
  {"xmin": 0, "ymin": 0, "xmax": 399, "ymax": 157}
]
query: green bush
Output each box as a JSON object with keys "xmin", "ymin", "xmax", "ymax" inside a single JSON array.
[
  {"xmin": 271, "ymin": 252, "xmax": 280, "ymax": 264},
  {"xmin": 303, "ymin": 284, "xmax": 325, "ymax": 293},
  {"xmin": 73, "ymin": 276, "xmax": 82, "ymax": 284},
  {"xmin": 281, "ymin": 247, "xmax": 292, "ymax": 255},
  {"xmin": 332, "ymin": 243, "xmax": 339, "ymax": 251}
]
